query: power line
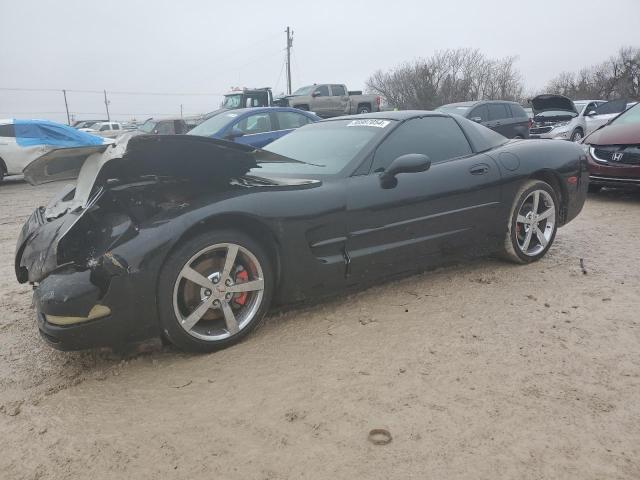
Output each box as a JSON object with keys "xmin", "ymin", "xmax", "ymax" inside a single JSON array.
[
  {"xmin": 1, "ymin": 111, "xmax": 204, "ymax": 116},
  {"xmin": 273, "ymin": 52, "xmax": 287, "ymax": 95},
  {"xmin": 0, "ymin": 87, "xmax": 225, "ymax": 96}
]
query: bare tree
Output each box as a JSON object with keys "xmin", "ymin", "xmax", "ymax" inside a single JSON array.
[
  {"xmin": 545, "ymin": 46, "xmax": 640, "ymax": 100},
  {"xmin": 366, "ymin": 48, "xmax": 524, "ymax": 109}
]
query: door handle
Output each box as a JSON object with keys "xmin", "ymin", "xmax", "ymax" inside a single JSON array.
[{"xmin": 469, "ymin": 164, "xmax": 490, "ymax": 175}]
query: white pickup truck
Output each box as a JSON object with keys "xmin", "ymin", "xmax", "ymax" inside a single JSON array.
[
  {"xmin": 79, "ymin": 121, "xmax": 123, "ymax": 139},
  {"xmin": 278, "ymin": 84, "xmax": 381, "ymax": 118}
]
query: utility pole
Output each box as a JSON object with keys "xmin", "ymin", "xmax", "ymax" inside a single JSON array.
[
  {"xmin": 62, "ymin": 89, "xmax": 70, "ymax": 125},
  {"xmin": 103, "ymin": 89, "xmax": 111, "ymax": 122},
  {"xmin": 285, "ymin": 26, "xmax": 293, "ymax": 95}
]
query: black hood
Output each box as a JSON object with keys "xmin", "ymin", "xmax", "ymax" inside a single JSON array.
[{"xmin": 531, "ymin": 94, "xmax": 577, "ymax": 115}]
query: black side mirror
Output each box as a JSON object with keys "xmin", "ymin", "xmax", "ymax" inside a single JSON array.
[
  {"xmin": 379, "ymin": 154, "xmax": 431, "ymax": 189},
  {"xmin": 471, "ymin": 116, "xmax": 483, "ymax": 123},
  {"xmin": 312, "ymin": 91, "xmax": 320, "ymax": 97}
]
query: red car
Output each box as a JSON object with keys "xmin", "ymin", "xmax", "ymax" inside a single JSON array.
[{"xmin": 584, "ymin": 103, "xmax": 640, "ymax": 191}]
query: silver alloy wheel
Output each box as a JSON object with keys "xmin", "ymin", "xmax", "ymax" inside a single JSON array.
[
  {"xmin": 172, "ymin": 243, "xmax": 265, "ymax": 341},
  {"xmin": 572, "ymin": 131, "xmax": 583, "ymax": 142},
  {"xmin": 515, "ymin": 190, "xmax": 556, "ymax": 256}
]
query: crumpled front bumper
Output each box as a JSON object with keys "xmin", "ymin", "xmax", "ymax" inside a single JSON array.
[{"xmin": 15, "ymin": 205, "xmax": 162, "ymax": 350}]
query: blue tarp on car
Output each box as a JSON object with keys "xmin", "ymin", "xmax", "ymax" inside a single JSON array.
[{"xmin": 13, "ymin": 119, "xmax": 104, "ymax": 148}]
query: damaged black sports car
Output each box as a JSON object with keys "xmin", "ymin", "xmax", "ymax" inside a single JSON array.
[{"xmin": 15, "ymin": 111, "xmax": 588, "ymax": 352}]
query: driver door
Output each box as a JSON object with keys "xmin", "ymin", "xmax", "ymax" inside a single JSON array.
[
  {"xmin": 310, "ymin": 85, "xmax": 332, "ymax": 117},
  {"xmin": 344, "ymin": 117, "xmax": 502, "ymax": 282},
  {"xmin": 585, "ymin": 99, "xmax": 628, "ymax": 135}
]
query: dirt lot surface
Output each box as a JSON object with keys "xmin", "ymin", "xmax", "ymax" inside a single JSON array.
[{"xmin": 1, "ymin": 175, "xmax": 639, "ymax": 480}]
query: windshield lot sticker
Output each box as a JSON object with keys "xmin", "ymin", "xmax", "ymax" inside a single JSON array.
[{"xmin": 346, "ymin": 119, "xmax": 390, "ymax": 128}]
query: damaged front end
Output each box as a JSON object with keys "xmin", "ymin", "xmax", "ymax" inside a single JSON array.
[{"xmin": 15, "ymin": 134, "xmax": 264, "ymax": 349}]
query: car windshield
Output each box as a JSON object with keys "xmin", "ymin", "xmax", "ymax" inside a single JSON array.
[
  {"xmin": 292, "ymin": 85, "xmax": 315, "ymax": 96},
  {"xmin": 610, "ymin": 103, "xmax": 640, "ymax": 125},
  {"xmin": 139, "ymin": 120, "xmax": 157, "ymax": 133},
  {"xmin": 437, "ymin": 105, "xmax": 471, "ymax": 116},
  {"xmin": 188, "ymin": 112, "xmax": 240, "ymax": 137},
  {"xmin": 223, "ymin": 94, "xmax": 242, "ymax": 108},
  {"xmin": 254, "ymin": 119, "xmax": 393, "ymax": 175},
  {"xmin": 573, "ymin": 102, "xmax": 588, "ymax": 114}
]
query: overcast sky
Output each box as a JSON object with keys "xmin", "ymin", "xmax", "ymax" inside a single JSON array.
[{"xmin": 1, "ymin": 0, "xmax": 638, "ymax": 123}]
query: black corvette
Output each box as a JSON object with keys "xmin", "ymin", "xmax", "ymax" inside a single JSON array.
[{"xmin": 15, "ymin": 111, "xmax": 588, "ymax": 352}]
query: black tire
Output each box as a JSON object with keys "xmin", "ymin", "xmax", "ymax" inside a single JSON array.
[
  {"xmin": 500, "ymin": 180, "xmax": 559, "ymax": 264},
  {"xmin": 157, "ymin": 229, "xmax": 274, "ymax": 353},
  {"xmin": 0, "ymin": 160, "xmax": 6, "ymax": 183},
  {"xmin": 294, "ymin": 105, "xmax": 309, "ymax": 111},
  {"xmin": 588, "ymin": 184, "xmax": 602, "ymax": 193},
  {"xmin": 357, "ymin": 105, "xmax": 370, "ymax": 114},
  {"xmin": 570, "ymin": 129, "xmax": 584, "ymax": 142},
  {"xmin": 513, "ymin": 135, "xmax": 524, "ymax": 139}
]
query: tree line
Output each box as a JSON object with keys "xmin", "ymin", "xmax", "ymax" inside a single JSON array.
[{"xmin": 366, "ymin": 46, "xmax": 639, "ymax": 109}]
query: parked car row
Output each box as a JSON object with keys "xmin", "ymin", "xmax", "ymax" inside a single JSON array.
[{"xmin": 437, "ymin": 95, "xmax": 637, "ymax": 142}]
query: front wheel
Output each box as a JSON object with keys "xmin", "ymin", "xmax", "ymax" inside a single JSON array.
[
  {"xmin": 158, "ymin": 230, "xmax": 274, "ymax": 352},
  {"xmin": 500, "ymin": 180, "xmax": 559, "ymax": 264},
  {"xmin": 570, "ymin": 129, "xmax": 584, "ymax": 142}
]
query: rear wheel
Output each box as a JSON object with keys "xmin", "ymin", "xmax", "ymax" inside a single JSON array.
[
  {"xmin": 357, "ymin": 105, "xmax": 370, "ymax": 114},
  {"xmin": 500, "ymin": 180, "xmax": 558, "ymax": 264},
  {"xmin": 158, "ymin": 230, "xmax": 274, "ymax": 352},
  {"xmin": 570, "ymin": 129, "xmax": 584, "ymax": 142}
]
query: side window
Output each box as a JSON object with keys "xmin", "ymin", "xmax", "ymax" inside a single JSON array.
[
  {"xmin": 112, "ymin": 124, "xmax": 120, "ymax": 130},
  {"xmin": 276, "ymin": 112, "xmax": 311, "ymax": 130},
  {"xmin": 330, "ymin": 85, "xmax": 346, "ymax": 97},
  {"xmin": 488, "ymin": 104, "xmax": 510, "ymax": 120},
  {"xmin": 313, "ymin": 85, "xmax": 329, "ymax": 97},
  {"xmin": 0, "ymin": 124, "xmax": 16, "ymax": 137},
  {"xmin": 174, "ymin": 120, "xmax": 187, "ymax": 134},
  {"xmin": 156, "ymin": 121, "xmax": 174, "ymax": 134},
  {"xmin": 372, "ymin": 117, "xmax": 472, "ymax": 172},
  {"xmin": 509, "ymin": 104, "xmax": 527, "ymax": 118},
  {"xmin": 469, "ymin": 105, "xmax": 489, "ymax": 122},
  {"xmin": 99, "ymin": 124, "xmax": 109, "ymax": 131},
  {"xmin": 235, "ymin": 113, "xmax": 272, "ymax": 134}
]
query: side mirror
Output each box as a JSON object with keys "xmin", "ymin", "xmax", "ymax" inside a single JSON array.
[
  {"xmin": 311, "ymin": 91, "xmax": 320, "ymax": 97},
  {"xmin": 471, "ymin": 117, "xmax": 483, "ymax": 123},
  {"xmin": 379, "ymin": 154, "xmax": 431, "ymax": 189},
  {"xmin": 225, "ymin": 128, "xmax": 244, "ymax": 140},
  {"xmin": 586, "ymin": 110, "xmax": 597, "ymax": 116}
]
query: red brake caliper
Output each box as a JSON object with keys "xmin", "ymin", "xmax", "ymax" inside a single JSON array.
[{"xmin": 234, "ymin": 268, "xmax": 249, "ymax": 305}]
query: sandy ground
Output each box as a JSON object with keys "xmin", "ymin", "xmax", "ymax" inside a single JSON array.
[{"xmin": 0, "ymin": 175, "xmax": 639, "ymax": 480}]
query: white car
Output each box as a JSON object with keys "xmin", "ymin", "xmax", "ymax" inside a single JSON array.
[
  {"xmin": 80, "ymin": 121, "xmax": 123, "ymax": 138},
  {"xmin": 0, "ymin": 118, "xmax": 109, "ymax": 181},
  {"xmin": 529, "ymin": 95, "xmax": 630, "ymax": 142},
  {"xmin": 584, "ymin": 100, "xmax": 637, "ymax": 135}
]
